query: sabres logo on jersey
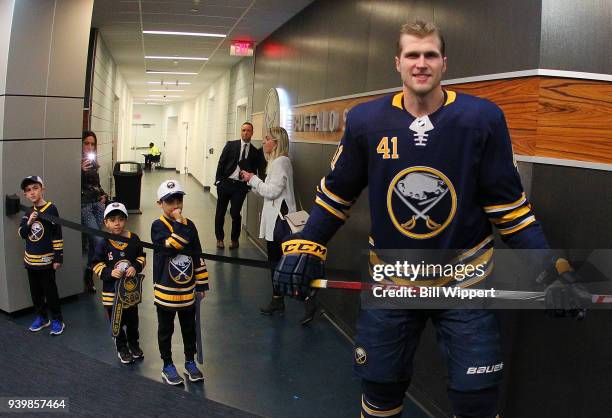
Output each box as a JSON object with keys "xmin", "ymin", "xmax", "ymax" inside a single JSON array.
[
  {"xmin": 113, "ymin": 259, "xmax": 137, "ymax": 291},
  {"xmin": 168, "ymin": 254, "xmax": 193, "ymax": 284},
  {"xmin": 387, "ymin": 166, "xmax": 457, "ymax": 239},
  {"xmin": 29, "ymin": 221, "xmax": 44, "ymax": 242}
]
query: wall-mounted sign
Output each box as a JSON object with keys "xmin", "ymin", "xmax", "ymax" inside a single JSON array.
[
  {"xmin": 263, "ymin": 88, "xmax": 280, "ymax": 136},
  {"xmin": 263, "ymin": 88, "xmax": 291, "ymax": 138},
  {"xmin": 230, "ymin": 40, "xmax": 254, "ymax": 57},
  {"xmin": 292, "ymin": 111, "xmax": 341, "ymax": 133}
]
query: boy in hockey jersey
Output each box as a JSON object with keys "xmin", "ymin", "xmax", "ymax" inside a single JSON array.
[
  {"xmin": 18, "ymin": 176, "xmax": 65, "ymax": 335},
  {"xmin": 151, "ymin": 179, "xmax": 209, "ymax": 385},
  {"xmin": 91, "ymin": 202, "xmax": 146, "ymax": 364}
]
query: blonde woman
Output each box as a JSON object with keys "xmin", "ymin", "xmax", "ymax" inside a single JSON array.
[{"xmin": 241, "ymin": 127, "xmax": 316, "ymax": 325}]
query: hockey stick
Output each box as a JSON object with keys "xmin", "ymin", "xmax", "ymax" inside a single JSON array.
[
  {"xmin": 195, "ymin": 293, "xmax": 204, "ymax": 364},
  {"xmin": 310, "ymin": 280, "xmax": 612, "ymax": 304}
]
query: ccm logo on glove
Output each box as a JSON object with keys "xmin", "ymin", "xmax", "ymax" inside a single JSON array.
[{"xmin": 281, "ymin": 239, "xmax": 327, "ymax": 260}]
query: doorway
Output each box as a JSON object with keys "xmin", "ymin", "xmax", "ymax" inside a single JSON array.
[
  {"xmin": 204, "ymin": 96, "xmax": 215, "ymax": 189},
  {"xmin": 235, "ymin": 98, "xmax": 248, "ymax": 137},
  {"xmin": 164, "ymin": 116, "xmax": 178, "ymax": 169},
  {"xmin": 182, "ymin": 121, "xmax": 189, "ymax": 174}
]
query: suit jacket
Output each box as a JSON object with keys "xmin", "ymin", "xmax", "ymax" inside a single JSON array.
[{"xmin": 215, "ymin": 140, "xmax": 265, "ymax": 184}]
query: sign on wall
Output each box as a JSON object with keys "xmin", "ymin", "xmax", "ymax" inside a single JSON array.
[{"xmin": 230, "ymin": 40, "xmax": 254, "ymax": 57}]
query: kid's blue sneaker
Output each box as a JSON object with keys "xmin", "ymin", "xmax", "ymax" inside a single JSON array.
[
  {"xmin": 184, "ymin": 360, "xmax": 204, "ymax": 382},
  {"xmin": 161, "ymin": 364, "xmax": 184, "ymax": 385},
  {"xmin": 29, "ymin": 316, "xmax": 50, "ymax": 332},
  {"xmin": 49, "ymin": 320, "xmax": 65, "ymax": 335}
]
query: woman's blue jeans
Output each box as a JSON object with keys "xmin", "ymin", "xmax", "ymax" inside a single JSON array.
[{"xmin": 81, "ymin": 201, "xmax": 104, "ymax": 266}]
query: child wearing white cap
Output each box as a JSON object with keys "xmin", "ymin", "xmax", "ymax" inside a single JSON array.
[
  {"xmin": 151, "ymin": 180, "xmax": 209, "ymax": 385},
  {"xmin": 18, "ymin": 175, "xmax": 65, "ymax": 335},
  {"xmin": 91, "ymin": 202, "xmax": 146, "ymax": 364}
]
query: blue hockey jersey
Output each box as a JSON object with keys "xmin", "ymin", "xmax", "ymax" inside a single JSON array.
[
  {"xmin": 91, "ymin": 232, "xmax": 146, "ymax": 307},
  {"xmin": 151, "ymin": 216, "xmax": 209, "ymax": 310},
  {"xmin": 304, "ymin": 91, "xmax": 549, "ymax": 286},
  {"xmin": 18, "ymin": 201, "xmax": 63, "ymax": 270}
]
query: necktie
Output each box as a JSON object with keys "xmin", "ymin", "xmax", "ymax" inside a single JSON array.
[{"xmin": 240, "ymin": 144, "xmax": 248, "ymax": 161}]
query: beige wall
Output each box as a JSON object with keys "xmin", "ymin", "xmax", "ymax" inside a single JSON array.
[
  {"xmin": 0, "ymin": 0, "xmax": 93, "ymax": 312},
  {"xmin": 90, "ymin": 34, "xmax": 133, "ymax": 196}
]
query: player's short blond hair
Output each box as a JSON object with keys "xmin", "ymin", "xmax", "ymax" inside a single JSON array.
[{"xmin": 396, "ymin": 20, "xmax": 445, "ymax": 57}]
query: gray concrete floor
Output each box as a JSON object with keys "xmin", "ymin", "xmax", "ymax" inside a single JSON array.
[{"xmin": 11, "ymin": 169, "xmax": 428, "ymax": 418}]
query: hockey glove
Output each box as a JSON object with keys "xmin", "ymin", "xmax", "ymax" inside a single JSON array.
[
  {"xmin": 542, "ymin": 258, "xmax": 591, "ymax": 320},
  {"xmin": 273, "ymin": 234, "xmax": 326, "ymax": 300}
]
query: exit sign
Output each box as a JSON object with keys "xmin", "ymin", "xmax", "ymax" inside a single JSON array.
[{"xmin": 230, "ymin": 40, "xmax": 254, "ymax": 57}]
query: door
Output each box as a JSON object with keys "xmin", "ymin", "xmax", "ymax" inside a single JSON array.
[
  {"xmin": 164, "ymin": 116, "xmax": 178, "ymax": 169},
  {"xmin": 204, "ymin": 96, "xmax": 215, "ymax": 188},
  {"xmin": 182, "ymin": 121, "xmax": 189, "ymax": 174}
]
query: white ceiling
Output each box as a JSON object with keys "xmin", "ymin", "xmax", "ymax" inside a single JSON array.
[{"xmin": 91, "ymin": 0, "xmax": 314, "ymax": 104}]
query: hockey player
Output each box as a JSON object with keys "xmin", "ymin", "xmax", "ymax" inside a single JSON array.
[
  {"xmin": 273, "ymin": 20, "xmax": 588, "ymax": 418},
  {"xmin": 151, "ymin": 180, "xmax": 208, "ymax": 385},
  {"xmin": 18, "ymin": 176, "xmax": 65, "ymax": 335},
  {"xmin": 91, "ymin": 202, "xmax": 146, "ymax": 364}
]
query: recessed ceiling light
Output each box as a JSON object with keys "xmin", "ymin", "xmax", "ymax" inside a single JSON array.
[
  {"xmin": 147, "ymin": 81, "xmax": 191, "ymax": 85},
  {"xmin": 149, "ymin": 89, "xmax": 184, "ymax": 92},
  {"xmin": 146, "ymin": 70, "xmax": 197, "ymax": 75},
  {"xmin": 143, "ymin": 30, "xmax": 225, "ymax": 38},
  {"xmin": 145, "ymin": 56, "xmax": 208, "ymax": 61},
  {"xmin": 149, "ymin": 94, "xmax": 181, "ymax": 98},
  {"xmin": 138, "ymin": 98, "xmax": 174, "ymax": 101}
]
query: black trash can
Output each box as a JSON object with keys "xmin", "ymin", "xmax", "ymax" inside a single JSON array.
[{"xmin": 113, "ymin": 161, "xmax": 142, "ymax": 214}]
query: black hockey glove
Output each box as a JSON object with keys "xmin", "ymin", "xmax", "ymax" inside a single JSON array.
[
  {"xmin": 541, "ymin": 258, "xmax": 591, "ymax": 320},
  {"xmin": 273, "ymin": 234, "xmax": 326, "ymax": 300}
]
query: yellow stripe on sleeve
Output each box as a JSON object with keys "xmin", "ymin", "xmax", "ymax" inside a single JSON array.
[
  {"xmin": 498, "ymin": 216, "xmax": 536, "ymax": 235},
  {"xmin": 483, "ymin": 193, "xmax": 526, "ymax": 214},
  {"xmin": 320, "ymin": 178, "xmax": 352, "ymax": 206},
  {"xmin": 490, "ymin": 205, "xmax": 532, "ymax": 225},
  {"xmin": 315, "ymin": 197, "xmax": 347, "ymax": 221},
  {"xmin": 171, "ymin": 233, "xmax": 189, "ymax": 245}
]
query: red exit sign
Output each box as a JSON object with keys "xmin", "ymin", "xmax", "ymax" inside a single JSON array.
[{"xmin": 230, "ymin": 40, "xmax": 254, "ymax": 57}]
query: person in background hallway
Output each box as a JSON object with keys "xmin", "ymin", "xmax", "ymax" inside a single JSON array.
[
  {"xmin": 145, "ymin": 142, "xmax": 161, "ymax": 170},
  {"xmin": 214, "ymin": 122, "xmax": 263, "ymax": 250},
  {"xmin": 241, "ymin": 127, "xmax": 317, "ymax": 326},
  {"xmin": 81, "ymin": 131, "xmax": 107, "ymax": 293}
]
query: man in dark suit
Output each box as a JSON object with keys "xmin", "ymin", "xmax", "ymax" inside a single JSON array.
[{"xmin": 214, "ymin": 122, "xmax": 263, "ymax": 249}]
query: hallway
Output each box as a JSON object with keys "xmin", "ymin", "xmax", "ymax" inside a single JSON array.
[{"xmin": 9, "ymin": 170, "xmax": 403, "ymax": 418}]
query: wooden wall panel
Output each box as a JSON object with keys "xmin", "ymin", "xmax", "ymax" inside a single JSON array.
[
  {"xmin": 451, "ymin": 77, "xmax": 540, "ymax": 156},
  {"xmin": 267, "ymin": 76, "xmax": 610, "ymax": 165},
  {"xmin": 536, "ymin": 78, "xmax": 612, "ymax": 164}
]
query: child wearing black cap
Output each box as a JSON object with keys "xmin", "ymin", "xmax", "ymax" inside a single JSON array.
[
  {"xmin": 91, "ymin": 202, "xmax": 146, "ymax": 364},
  {"xmin": 151, "ymin": 179, "xmax": 209, "ymax": 385},
  {"xmin": 18, "ymin": 176, "xmax": 65, "ymax": 335}
]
